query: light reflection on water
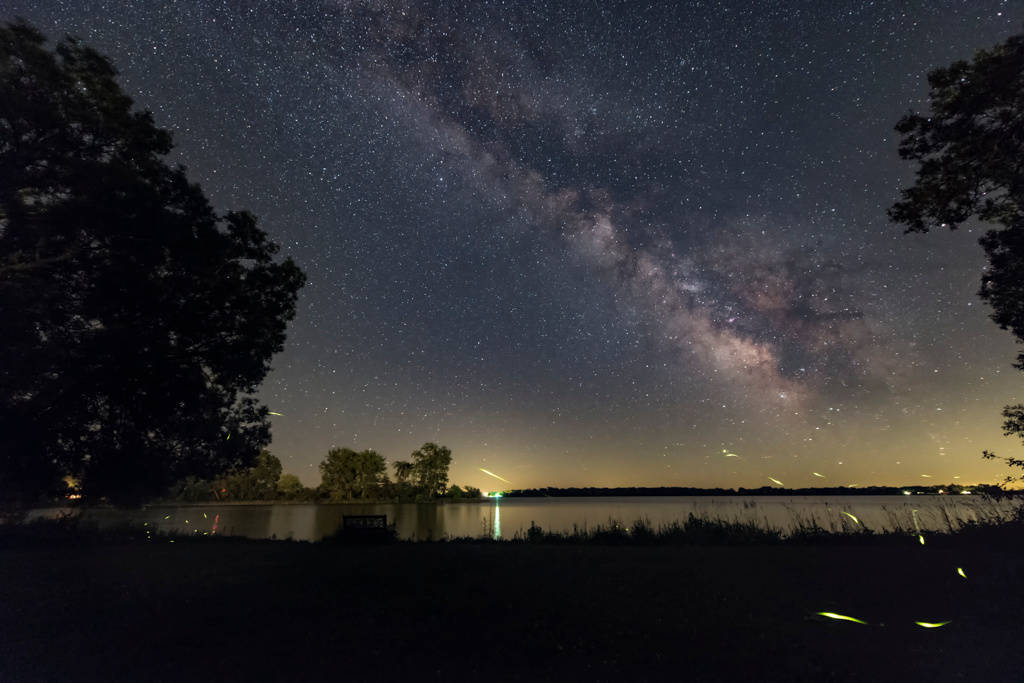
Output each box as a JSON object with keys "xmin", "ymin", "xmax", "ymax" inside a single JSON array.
[{"xmin": 28, "ymin": 495, "xmax": 1022, "ymax": 542}]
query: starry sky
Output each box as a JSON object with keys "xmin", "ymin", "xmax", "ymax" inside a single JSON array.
[{"xmin": 7, "ymin": 0, "xmax": 1023, "ymax": 490}]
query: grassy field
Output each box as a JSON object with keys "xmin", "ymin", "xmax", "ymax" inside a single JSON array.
[{"xmin": 1, "ymin": 523, "xmax": 1022, "ymax": 682}]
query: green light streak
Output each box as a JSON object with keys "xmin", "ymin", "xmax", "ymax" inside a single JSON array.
[
  {"xmin": 841, "ymin": 511, "xmax": 860, "ymax": 525},
  {"xmin": 816, "ymin": 612, "xmax": 868, "ymax": 624},
  {"xmin": 914, "ymin": 621, "xmax": 951, "ymax": 629},
  {"xmin": 956, "ymin": 567, "xmax": 967, "ymax": 579}
]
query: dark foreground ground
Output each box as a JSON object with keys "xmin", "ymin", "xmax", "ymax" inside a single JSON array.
[{"xmin": 1, "ymin": 535, "xmax": 1022, "ymax": 682}]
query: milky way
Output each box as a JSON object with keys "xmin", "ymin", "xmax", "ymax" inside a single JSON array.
[{"xmin": 7, "ymin": 0, "xmax": 1022, "ymax": 489}]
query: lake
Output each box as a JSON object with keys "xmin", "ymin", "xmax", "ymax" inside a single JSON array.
[{"xmin": 28, "ymin": 494, "xmax": 1022, "ymax": 541}]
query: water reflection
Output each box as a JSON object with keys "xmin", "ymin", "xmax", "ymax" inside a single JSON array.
[
  {"xmin": 27, "ymin": 495, "xmax": 1023, "ymax": 542},
  {"xmin": 493, "ymin": 499, "xmax": 501, "ymax": 540}
]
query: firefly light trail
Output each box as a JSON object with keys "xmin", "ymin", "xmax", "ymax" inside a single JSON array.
[{"xmin": 816, "ymin": 612, "xmax": 868, "ymax": 625}]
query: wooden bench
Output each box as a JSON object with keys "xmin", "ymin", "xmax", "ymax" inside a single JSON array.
[
  {"xmin": 342, "ymin": 514, "xmax": 387, "ymax": 531},
  {"xmin": 334, "ymin": 514, "xmax": 391, "ymax": 543}
]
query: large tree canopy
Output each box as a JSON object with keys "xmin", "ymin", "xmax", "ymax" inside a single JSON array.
[
  {"xmin": 319, "ymin": 448, "xmax": 388, "ymax": 502},
  {"xmin": 889, "ymin": 32, "xmax": 1024, "ymax": 481},
  {"xmin": 411, "ymin": 442, "xmax": 452, "ymax": 499},
  {"xmin": 0, "ymin": 21, "xmax": 305, "ymax": 505}
]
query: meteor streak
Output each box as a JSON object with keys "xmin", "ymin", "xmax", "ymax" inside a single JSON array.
[{"xmin": 479, "ymin": 468, "xmax": 512, "ymax": 484}]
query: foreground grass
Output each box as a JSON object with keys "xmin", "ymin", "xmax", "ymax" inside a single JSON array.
[{"xmin": 1, "ymin": 517, "xmax": 1023, "ymax": 681}]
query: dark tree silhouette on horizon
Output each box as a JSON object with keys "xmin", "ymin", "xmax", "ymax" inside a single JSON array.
[
  {"xmin": 411, "ymin": 442, "xmax": 452, "ymax": 499},
  {"xmin": 0, "ymin": 21, "xmax": 306, "ymax": 505},
  {"xmin": 319, "ymin": 447, "xmax": 389, "ymax": 501},
  {"xmin": 890, "ymin": 32, "xmax": 1024, "ymax": 483}
]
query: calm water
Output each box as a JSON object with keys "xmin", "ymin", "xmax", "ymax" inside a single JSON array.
[{"xmin": 30, "ymin": 495, "xmax": 1022, "ymax": 541}]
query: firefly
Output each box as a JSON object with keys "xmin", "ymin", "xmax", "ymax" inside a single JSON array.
[
  {"xmin": 812, "ymin": 472, "xmax": 825, "ymax": 478},
  {"xmin": 912, "ymin": 509, "xmax": 924, "ymax": 545},
  {"xmin": 956, "ymin": 567, "xmax": 967, "ymax": 579},
  {"xmin": 724, "ymin": 453, "xmax": 739, "ymax": 457},
  {"xmin": 479, "ymin": 468, "xmax": 512, "ymax": 484},
  {"xmin": 816, "ymin": 612, "xmax": 867, "ymax": 625},
  {"xmin": 914, "ymin": 621, "xmax": 951, "ymax": 629},
  {"xmin": 768, "ymin": 477, "xmax": 784, "ymax": 486},
  {"xmin": 269, "ymin": 411, "xmax": 283, "ymax": 416},
  {"xmin": 841, "ymin": 512, "xmax": 860, "ymax": 525}
]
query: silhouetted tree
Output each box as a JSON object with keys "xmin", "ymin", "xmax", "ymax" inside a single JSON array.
[
  {"xmin": 411, "ymin": 442, "xmax": 452, "ymax": 499},
  {"xmin": 440, "ymin": 484, "xmax": 481, "ymax": 499},
  {"xmin": 890, "ymin": 32, "xmax": 1024, "ymax": 484},
  {"xmin": 168, "ymin": 476, "xmax": 218, "ymax": 503},
  {"xmin": 276, "ymin": 473, "xmax": 307, "ymax": 500},
  {"xmin": 392, "ymin": 460, "xmax": 413, "ymax": 485},
  {"xmin": 222, "ymin": 450, "xmax": 282, "ymax": 500},
  {"xmin": 319, "ymin": 447, "xmax": 388, "ymax": 501},
  {"xmin": 0, "ymin": 21, "xmax": 306, "ymax": 505}
]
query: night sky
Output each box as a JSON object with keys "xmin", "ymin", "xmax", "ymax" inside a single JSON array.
[{"xmin": 7, "ymin": 1, "xmax": 1022, "ymax": 491}]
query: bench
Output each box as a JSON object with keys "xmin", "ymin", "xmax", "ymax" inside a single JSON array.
[
  {"xmin": 333, "ymin": 514, "xmax": 392, "ymax": 543},
  {"xmin": 342, "ymin": 514, "xmax": 387, "ymax": 531}
]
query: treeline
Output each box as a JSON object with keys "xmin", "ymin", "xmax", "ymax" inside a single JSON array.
[
  {"xmin": 500, "ymin": 484, "xmax": 1011, "ymax": 498},
  {"xmin": 167, "ymin": 443, "xmax": 482, "ymax": 503}
]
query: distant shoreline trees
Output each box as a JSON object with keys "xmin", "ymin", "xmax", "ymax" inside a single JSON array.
[
  {"xmin": 165, "ymin": 442, "xmax": 483, "ymax": 503},
  {"xmin": 499, "ymin": 484, "xmax": 1010, "ymax": 498}
]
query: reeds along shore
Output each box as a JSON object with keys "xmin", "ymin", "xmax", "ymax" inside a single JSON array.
[{"xmin": 469, "ymin": 506, "xmax": 1022, "ymax": 546}]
